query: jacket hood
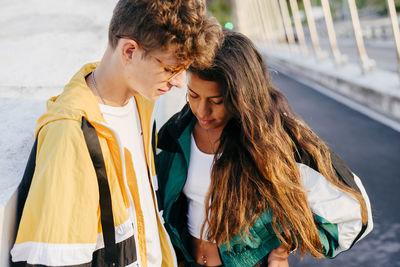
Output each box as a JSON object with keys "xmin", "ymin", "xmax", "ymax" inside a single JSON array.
[{"xmin": 35, "ymin": 63, "xmax": 104, "ymax": 136}]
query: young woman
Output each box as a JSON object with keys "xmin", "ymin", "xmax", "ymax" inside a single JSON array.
[{"xmin": 156, "ymin": 29, "xmax": 373, "ymax": 267}]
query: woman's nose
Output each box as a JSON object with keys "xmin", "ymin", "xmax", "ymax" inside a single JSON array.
[{"xmin": 197, "ymin": 100, "xmax": 210, "ymax": 118}]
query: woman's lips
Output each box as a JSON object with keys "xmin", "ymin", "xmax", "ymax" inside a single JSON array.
[{"xmin": 198, "ymin": 118, "xmax": 213, "ymax": 125}]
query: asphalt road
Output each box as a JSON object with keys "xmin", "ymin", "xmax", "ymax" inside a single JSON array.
[{"xmin": 270, "ymin": 71, "xmax": 400, "ymax": 267}]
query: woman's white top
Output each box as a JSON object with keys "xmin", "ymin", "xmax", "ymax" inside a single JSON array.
[
  {"xmin": 99, "ymin": 99, "xmax": 162, "ymax": 267},
  {"xmin": 183, "ymin": 134, "xmax": 214, "ymax": 241}
]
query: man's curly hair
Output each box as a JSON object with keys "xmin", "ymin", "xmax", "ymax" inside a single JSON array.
[{"xmin": 109, "ymin": 0, "xmax": 223, "ymax": 69}]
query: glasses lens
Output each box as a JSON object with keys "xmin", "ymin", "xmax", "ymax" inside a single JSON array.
[{"xmin": 168, "ymin": 68, "xmax": 186, "ymax": 81}]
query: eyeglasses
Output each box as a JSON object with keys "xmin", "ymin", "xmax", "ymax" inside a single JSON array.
[
  {"xmin": 115, "ymin": 35, "xmax": 190, "ymax": 81},
  {"xmin": 144, "ymin": 49, "xmax": 190, "ymax": 81}
]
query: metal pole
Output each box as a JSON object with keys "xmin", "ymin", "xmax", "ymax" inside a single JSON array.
[
  {"xmin": 255, "ymin": 0, "xmax": 271, "ymax": 43},
  {"xmin": 238, "ymin": 0, "xmax": 254, "ymax": 38},
  {"xmin": 278, "ymin": 0, "xmax": 297, "ymax": 51},
  {"xmin": 321, "ymin": 0, "xmax": 347, "ymax": 65},
  {"xmin": 303, "ymin": 0, "xmax": 328, "ymax": 60},
  {"xmin": 261, "ymin": 0, "xmax": 275, "ymax": 46},
  {"xmin": 387, "ymin": 0, "xmax": 400, "ymax": 76},
  {"xmin": 230, "ymin": 0, "xmax": 238, "ymax": 30},
  {"xmin": 259, "ymin": 0, "xmax": 275, "ymax": 46},
  {"xmin": 271, "ymin": 0, "xmax": 288, "ymax": 47},
  {"xmin": 347, "ymin": 0, "xmax": 375, "ymax": 73},
  {"xmin": 246, "ymin": 0, "xmax": 258, "ymax": 39},
  {"xmin": 265, "ymin": 0, "xmax": 281, "ymax": 45},
  {"xmin": 250, "ymin": 0, "xmax": 265, "ymax": 41},
  {"xmin": 289, "ymin": 0, "xmax": 308, "ymax": 55},
  {"xmin": 231, "ymin": 0, "xmax": 244, "ymax": 34}
]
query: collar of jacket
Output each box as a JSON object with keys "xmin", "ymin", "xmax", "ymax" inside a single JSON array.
[
  {"xmin": 159, "ymin": 104, "xmax": 193, "ymax": 140},
  {"xmin": 35, "ymin": 62, "xmax": 104, "ymax": 136},
  {"xmin": 35, "ymin": 62, "xmax": 155, "ymax": 134},
  {"xmin": 158, "ymin": 104, "xmax": 196, "ymax": 163},
  {"xmin": 34, "ymin": 62, "xmax": 157, "ymax": 174}
]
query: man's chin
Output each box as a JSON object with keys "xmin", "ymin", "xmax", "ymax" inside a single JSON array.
[{"xmin": 139, "ymin": 93, "xmax": 159, "ymax": 102}]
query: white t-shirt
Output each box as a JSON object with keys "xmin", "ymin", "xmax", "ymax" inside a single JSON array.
[
  {"xmin": 183, "ymin": 133, "xmax": 214, "ymax": 241},
  {"xmin": 99, "ymin": 99, "xmax": 161, "ymax": 267}
]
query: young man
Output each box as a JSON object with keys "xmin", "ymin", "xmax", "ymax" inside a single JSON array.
[{"xmin": 10, "ymin": 0, "xmax": 222, "ymax": 266}]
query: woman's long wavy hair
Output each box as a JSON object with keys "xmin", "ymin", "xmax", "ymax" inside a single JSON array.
[{"xmin": 188, "ymin": 29, "xmax": 367, "ymax": 257}]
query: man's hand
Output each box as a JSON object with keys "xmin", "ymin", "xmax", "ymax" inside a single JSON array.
[{"xmin": 268, "ymin": 244, "xmax": 290, "ymax": 267}]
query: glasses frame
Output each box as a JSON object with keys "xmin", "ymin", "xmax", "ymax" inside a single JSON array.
[
  {"xmin": 115, "ymin": 35, "xmax": 190, "ymax": 81},
  {"xmin": 144, "ymin": 49, "xmax": 190, "ymax": 81}
]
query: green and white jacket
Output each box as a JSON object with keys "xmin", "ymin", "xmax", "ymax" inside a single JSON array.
[{"xmin": 156, "ymin": 104, "xmax": 373, "ymax": 267}]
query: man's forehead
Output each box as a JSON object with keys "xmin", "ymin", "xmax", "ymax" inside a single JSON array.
[{"xmin": 156, "ymin": 45, "xmax": 191, "ymax": 67}]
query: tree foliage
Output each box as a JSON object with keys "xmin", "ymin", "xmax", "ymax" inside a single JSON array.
[{"xmin": 208, "ymin": 0, "xmax": 232, "ymax": 26}]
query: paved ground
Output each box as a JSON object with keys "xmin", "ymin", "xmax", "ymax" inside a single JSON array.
[{"xmin": 270, "ymin": 71, "xmax": 400, "ymax": 266}]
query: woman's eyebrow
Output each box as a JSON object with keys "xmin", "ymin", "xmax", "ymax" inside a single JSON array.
[
  {"xmin": 188, "ymin": 86, "xmax": 222, "ymax": 98},
  {"xmin": 209, "ymin": 95, "xmax": 223, "ymax": 99},
  {"xmin": 187, "ymin": 86, "xmax": 198, "ymax": 95}
]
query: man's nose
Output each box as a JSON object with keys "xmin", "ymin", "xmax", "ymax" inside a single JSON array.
[{"xmin": 168, "ymin": 71, "xmax": 186, "ymax": 88}]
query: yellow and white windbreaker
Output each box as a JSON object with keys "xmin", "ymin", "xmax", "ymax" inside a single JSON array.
[{"xmin": 11, "ymin": 63, "xmax": 177, "ymax": 267}]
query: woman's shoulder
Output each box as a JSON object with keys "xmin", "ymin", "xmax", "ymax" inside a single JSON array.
[{"xmin": 158, "ymin": 104, "xmax": 194, "ymax": 147}]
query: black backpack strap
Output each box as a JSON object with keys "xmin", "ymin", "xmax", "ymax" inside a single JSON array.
[
  {"xmin": 152, "ymin": 121, "xmax": 164, "ymax": 212},
  {"xmin": 16, "ymin": 138, "xmax": 38, "ymax": 230},
  {"xmin": 151, "ymin": 121, "xmax": 157, "ymax": 162},
  {"xmin": 16, "ymin": 119, "xmax": 119, "ymax": 266},
  {"xmin": 81, "ymin": 117, "xmax": 119, "ymax": 266},
  {"xmin": 328, "ymin": 149, "xmax": 368, "ymax": 248},
  {"xmin": 329, "ymin": 149, "xmax": 361, "ymax": 193}
]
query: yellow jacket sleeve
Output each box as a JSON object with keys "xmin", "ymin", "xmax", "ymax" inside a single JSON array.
[{"xmin": 14, "ymin": 119, "xmax": 100, "ymax": 253}]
